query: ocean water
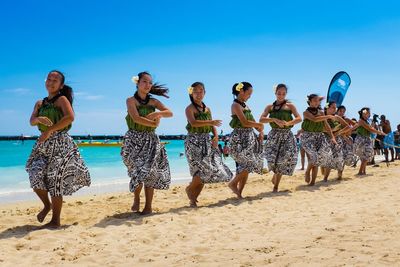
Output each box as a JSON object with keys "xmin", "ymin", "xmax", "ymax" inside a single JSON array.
[{"xmin": 0, "ymin": 139, "xmax": 238, "ymax": 203}]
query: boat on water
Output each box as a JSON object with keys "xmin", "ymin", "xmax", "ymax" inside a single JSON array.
[{"xmin": 77, "ymin": 141, "xmax": 170, "ymax": 147}]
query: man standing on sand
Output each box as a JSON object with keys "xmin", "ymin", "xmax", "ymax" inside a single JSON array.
[
  {"xmin": 394, "ymin": 124, "xmax": 400, "ymax": 160},
  {"xmin": 380, "ymin": 115, "xmax": 395, "ymax": 162}
]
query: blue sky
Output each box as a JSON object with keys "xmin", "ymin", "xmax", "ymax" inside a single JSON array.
[{"xmin": 1, "ymin": 0, "xmax": 400, "ymax": 135}]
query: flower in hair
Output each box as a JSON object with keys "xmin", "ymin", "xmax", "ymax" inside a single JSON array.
[
  {"xmin": 236, "ymin": 82, "xmax": 244, "ymax": 92},
  {"xmin": 187, "ymin": 86, "xmax": 193, "ymax": 95},
  {"xmin": 131, "ymin": 76, "xmax": 139, "ymax": 84},
  {"xmin": 362, "ymin": 109, "xmax": 368, "ymax": 114}
]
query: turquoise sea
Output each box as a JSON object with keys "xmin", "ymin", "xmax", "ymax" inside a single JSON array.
[{"xmin": 0, "ymin": 139, "xmax": 239, "ymax": 203}]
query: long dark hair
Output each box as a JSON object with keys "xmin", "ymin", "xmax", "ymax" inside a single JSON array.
[
  {"xmin": 49, "ymin": 70, "xmax": 73, "ymax": 105},
  {"xmin": 232, "ymin": 82, "xmax": 252, "ymax": 97},
  {"xmin": 137, "ymin": 71, "xmax": 169, "ymax": 98}
]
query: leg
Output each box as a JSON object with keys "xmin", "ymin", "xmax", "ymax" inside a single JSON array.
[
  {"xmin": 272, "ymin": 173, "xmax": 282, "ymax": 192},
  {"xmin": 141, "ymin": 186, "xmax": 154, "ymax": 215},
  {"xmin": 43, "ymin": 196, "xmax": 62, "ymax": 228},
  {"xmin": 300, "ymin": 148, "xmax": 305, "ymax": 170},
  {"xmin": 323, "ymin": 168, "xmax": 331, "ymax": 182},
  {"xmin": 194, "ymin": 183, "xmax": 204, "ymax": 202},
  {"xmin": 358, "ymin": 160, "xmax": 367, "ymax": 175},
  {"xmin": 338, "ymin": 169, "xmax": 343, "ymax": 180},
  {"xmin": 237, "ymin": 171, "xmax": 249, "ymax": 198},
  {"xmin": 186, "ymin": 176, "xmax": 202, "ymax": 207},
  {"xmin": 390, "ymin": 148, "xmax": 395, "ymax": 161},
  {"xmin": 305, "ymin": 162, "xmax": 313, "ymax": 183},
  {"xmin": 383, "ymin": 148, "xmax": 389, "ymax": 162},
  {"xmin": 309, "ymin": 166, "xmax": 319, "ymax": 186},
  {"xmin": 131, "ymin": 183, "xmax": 143, "ymax": 212},
  {"xmin": 228, "ymin": 171, "xmax": 244, "ymax": 198},
  {"xmin": 320, "ymin": 167, "xmax": 325, "ymax": 176},
  {"xmin": 34, "ymin": 189, "xmax": 51, "ymax": 223}
]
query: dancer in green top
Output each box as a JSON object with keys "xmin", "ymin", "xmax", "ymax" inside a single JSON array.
[
  {"xmin": 121, "ymin": 71, "xmax": 173, "ymax": 215},
  {"xmin": 260, "ymin": 84, "xmax": 302, "ymax": 192},
  {"xmin": 300, "ymin": 94, "xmax": 337, "ymax": 186},
  {"xmin": 227, "ymin": 82, "xmax": 264, "ymax": 198},
  {"xmin": 354, "ymin": 107, "xmax": 386, "ymax": 175},
  {"xmin": 321, "ymin": 101, "xmax": 350, "ymax": 181},
  {"xmin": 184, "ymin": 82, "xmax": 233, "ymax": 207},
  {"xmin": 26, "ymin": 70, "xmax": 91, "ymax": 228}
]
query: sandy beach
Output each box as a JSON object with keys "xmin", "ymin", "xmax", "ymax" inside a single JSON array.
[{"xmin": 1, "ymin": 161, "xmax": 400, "ymax": 266}]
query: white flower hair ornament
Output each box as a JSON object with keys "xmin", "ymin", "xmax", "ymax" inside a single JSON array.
[
  {"xmin": 131, "ymin": 76, "xmax": 139, "ymax": 84},
  {"xmin": 187, "ymin": 86, "xmax": 194, "ymax": 95}
]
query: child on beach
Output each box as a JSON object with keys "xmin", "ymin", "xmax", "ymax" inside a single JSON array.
[
  {"xmin": 336, "ymin": 105, "xmax": 357, "ymax": 171},
  {"xmin": 26, "ymin": 70, "xmax": 91, "ymax": 228},
  {"xmin": 354, "ymin": 108, "xmax": 386, "ymax": 175},
  {"xmin": 300, "ymin": 94, "xmax": 337, "ymax": 186},
  {"xmin": 321, "ymin": 102, "xmax": 350, "ymax": 181},
  {"xmin": 121, "ymin": 72, "xmax": 173, "ymax": 215},
  {"xmin": 184, "ymin": 82, "xmax": 233, "ymax": 207},
  {"xmin": 227, "ymin": 82, "xmax": 264, "ymax": 198},
  {"xmin": 260, "ymin": 84, "xmax": 302, "ymax": 192}
]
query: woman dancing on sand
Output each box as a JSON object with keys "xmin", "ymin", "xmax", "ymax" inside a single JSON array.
[
  {"xmin": 354, "ymin": 107, "xmax": 386, "ymax": 176},
  {"xmin": 184, "ymin": 82, "xmax": 233, "ymax": 207},
  {"xmin": 336, "ymin": 105, "xmax": 357, "ymax": 171},
  {"xmin": 121, "ymin": 72, "xmax": 173, "ymax": 215},
  {"xmin": 260, "ymin": 84, "xmax": 302, "ymax": 192},
  {"xmin": 300, "ymin": 94, "xmax": 336, "ymax": 186},
  {"xmin": 320, "ymin": 102, "xmax": 350, "ymax": 181},
  {"xmin": 26, "ymin": 70, "xmax": 91, "ymax": 228},
  {"xmin": 227, "ymin": 82, "xmax": 264, "ymax": 198}
]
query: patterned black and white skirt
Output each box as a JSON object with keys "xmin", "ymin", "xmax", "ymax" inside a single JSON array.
[
  {"xmin": 184, "ymin": 133, "xmax": 233, "ymax": 183},
  {"xmin": 26, "ymin": 131, "xmax": 91, "ymax": 197},
  {"xmin": 353, "ymin": 135, "xmax": 374, "ymax": 162},
  {"xmin": 300, "ymin": 131, "xmax": 333, "ymax": 167},
  {"xmin": 264, "ymin": 128, "xmax": 298, "ymax": 176},
  {"xmin": 338, "ymin": 136, "xmax": 356, "ymax": 166},
  {"xmin": 229, "ymin": 128, "xmax": 263, "ymax": 174},
  {"xmin": 323, "ymin": 134, "xmax": 344, "ymax": 171},
  {"xmin": 121, "ymin": 129, "xmax": 171, "ymax": 192}
]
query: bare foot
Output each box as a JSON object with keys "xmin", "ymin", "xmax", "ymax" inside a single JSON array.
[
  {"xmin": 308, "ymin": 182, "xmax": 315, "ymax": 186},
  {"xmin": 131, "ymin": 201, "xmax": 140, "ymax": 212},
  {"xmin": 272, "ymin": 186, "xmax": 278, "ymax": 193},
  {"xmin": 140, "ymin": 208, "xmax": 152, "ymax": 215},
  {"xmin": 305, "ymin": 172, "xmax": 311, "ymax": 184},
  {"xmin": 42, "ymin": 220, "xmax": 60, "ymax": 229},
  {"xmin": 228, "ymin": 182, "xmax": 241, "ymax": 198},
  {"xmin": 323, "ymin": 178, "xmax": 328, "ymax": 182},
  {"xmin": 37, "ymin": 205, "xmax": 51, "ymax": 223},
  {"xmin": 185, "ymin": 187, "xmax": 197, "ymax": 207}
]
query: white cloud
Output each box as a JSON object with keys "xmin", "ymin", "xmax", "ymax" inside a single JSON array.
[
  {"xmin": 3, "ymin": 88, "xmax": 31, "ymax": 95},
  {"xmin": 74, "ymin": 91, "xmax": 104, "ymax": 101}
]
